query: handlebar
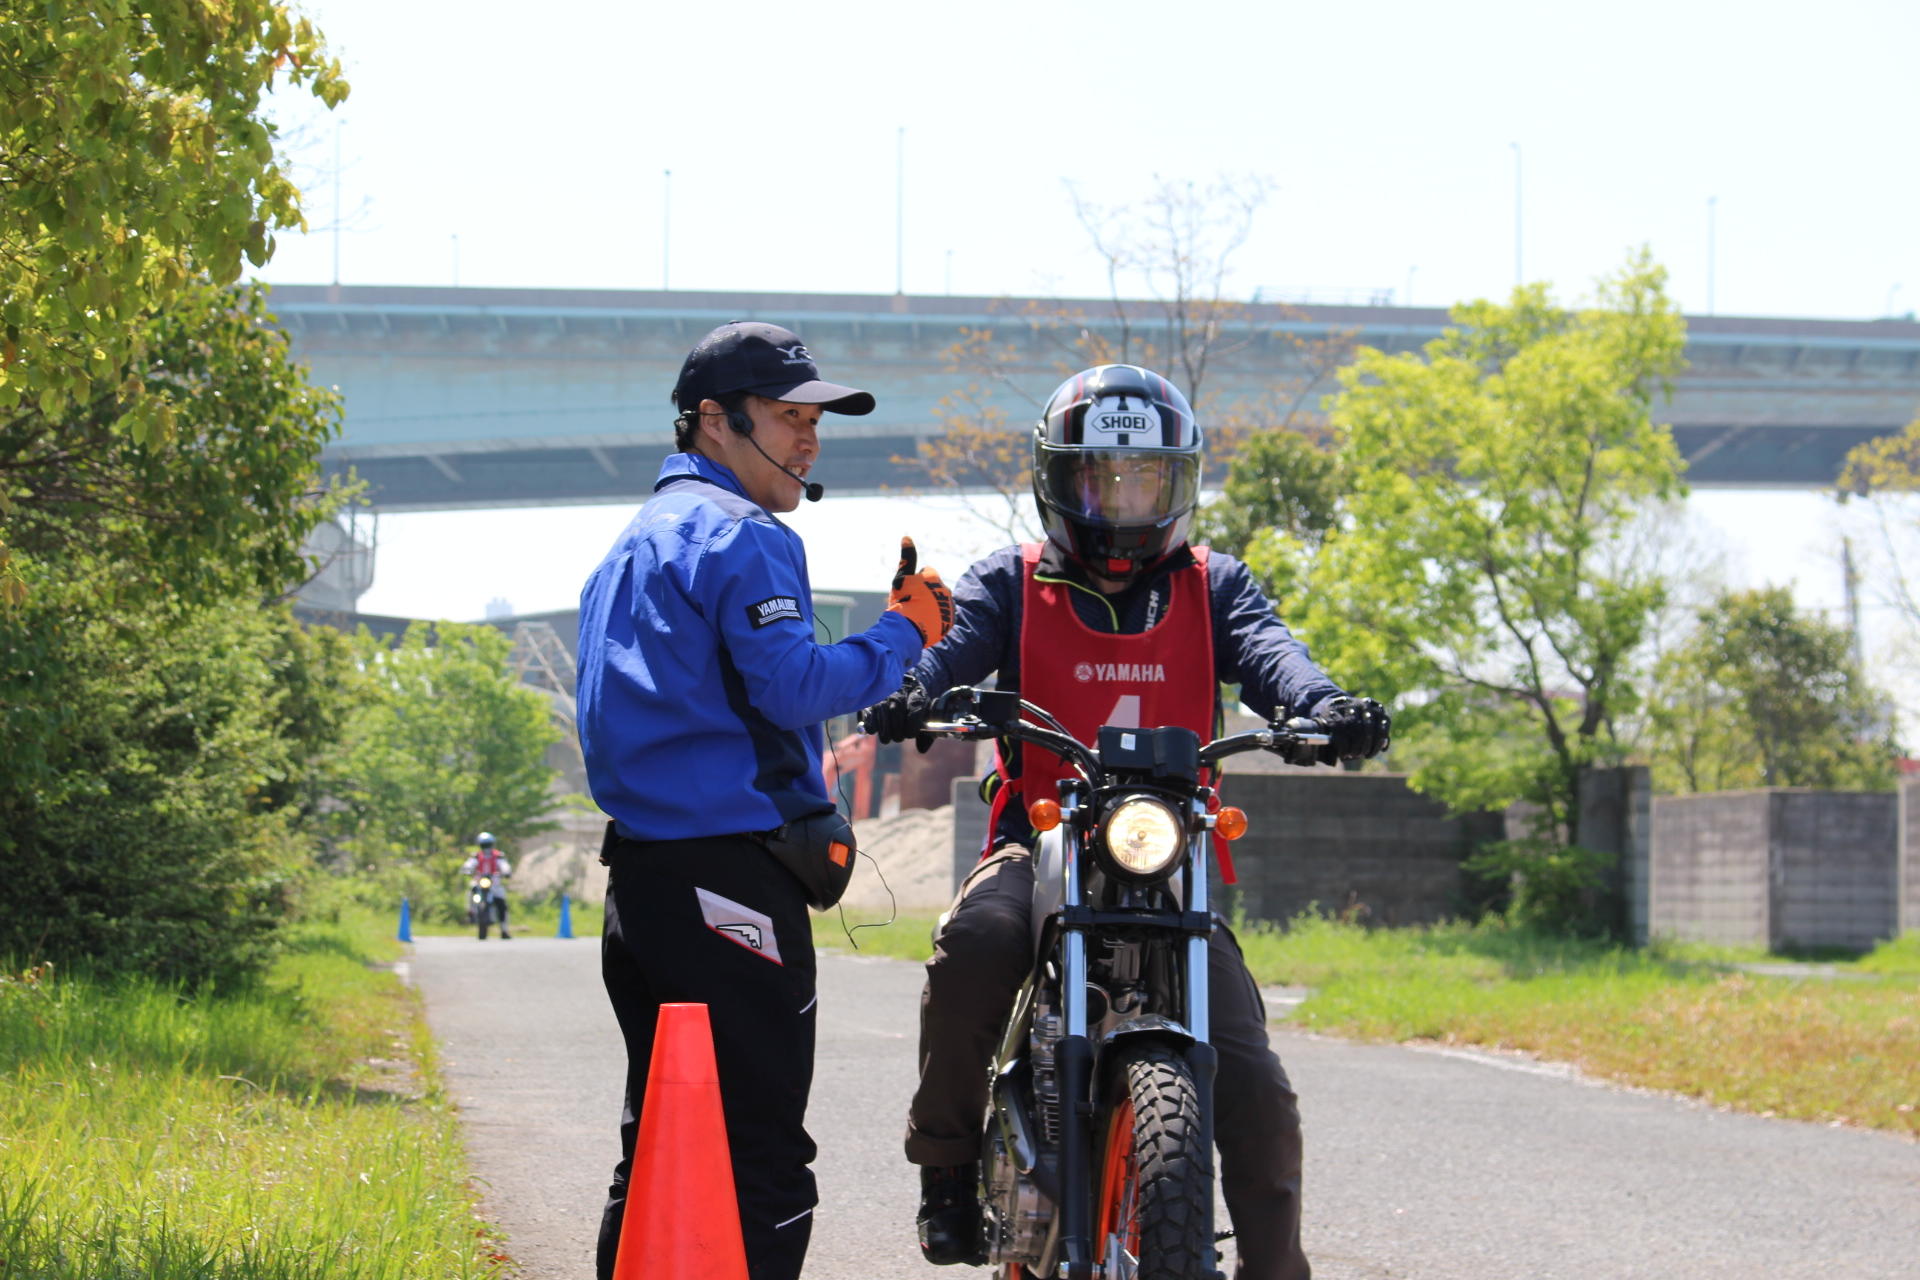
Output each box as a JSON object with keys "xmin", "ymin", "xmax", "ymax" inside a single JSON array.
[
  {"xmin": 920, "ymin": 707, "xmax": 1102, "ymax": 784},
  {"xmin": 1200, "ymin": 720, "xmax": 1330, "ymax": 768},
  {"xmin": 916, "ymin": 686, "xmax": 1331, "ymax": 774}
]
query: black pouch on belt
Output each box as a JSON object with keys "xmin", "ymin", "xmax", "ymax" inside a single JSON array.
[{"xmin": 761, "ymin": 808, "xmax": 857, "ymax": 910}]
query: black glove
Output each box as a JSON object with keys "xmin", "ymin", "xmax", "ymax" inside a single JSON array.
[
  {"xmin": 1312, "ymin": 695, "xmax": 1391, "ymax": 765},
  {"xmin": 859, "ymin": 674, "xmax": 934, "ymax": 753}
]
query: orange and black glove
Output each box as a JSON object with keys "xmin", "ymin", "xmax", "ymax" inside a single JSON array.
[{"xmin": 885, "ymin": 536, "xmax": 953, "ymax": 646}]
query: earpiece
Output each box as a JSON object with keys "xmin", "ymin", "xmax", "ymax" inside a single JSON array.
[{"xmin": 682, "ymin": 400, "xmax": 824, "ymax": 502}]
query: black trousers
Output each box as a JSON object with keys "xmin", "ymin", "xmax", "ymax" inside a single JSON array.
[
  {"xmin": 904, "ymin": 848, "xmax": 1310, "ymax": 1280},
  {"xmin": 597, "ymin": 834, "xmax": 819, "ymax": 1280}
]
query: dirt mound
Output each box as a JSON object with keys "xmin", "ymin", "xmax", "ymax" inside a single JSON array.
[
  {"xmin": 844, "ymin": 805, "xmax": 958, "ymax": 911},
  {"xmin": 509, "ymin": 803, "xmax": 959, "ymax": 913}
]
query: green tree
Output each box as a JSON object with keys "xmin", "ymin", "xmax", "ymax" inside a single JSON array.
[
  {"xmin": 0, "ymin": 580, "xmax": 355, "ymax": 988},
  {"xmin": 1646, "ymin": 586, "xmax": 1898, "ymax": 792},
  {"xmin": 1194, "ymin": 426, "xmax": 1343, "ymax": 561},
  {"xmin": 0, "ymin": 1, "xmax": 345, "ymax": 431},
  {"xmin": 0, "ymin": 282, "xmax": 356, "ymax": 985},
  {"xmin": 0, "ymin": 278, "xmax": 357, "ymax": 990},
  {"xmin": 0, "ymin": 0, "xmax": 346, "ymax": 596},
  {"xmin": 3, "ymin": 280, "xmax": 348, "ymax": 609},
  {"xmin": 330, "ymin": 622, "xmax": 562, "ymax": 887},
  {"xmin": 1299, "ymin": 252, "xmax": 1688, "ymax": 901}
]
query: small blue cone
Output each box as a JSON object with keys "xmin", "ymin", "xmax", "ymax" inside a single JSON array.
[
  {"xmin": 556, "ymin": 892, "xmax": 574, "ymax": 940},
  {"xmin": 397, "ymin": 895, "xmax": 412, "ymax": 943}
]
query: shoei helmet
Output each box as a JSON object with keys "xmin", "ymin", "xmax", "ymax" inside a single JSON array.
[
  {"xmin": 476, "ymin": 832, "xmax": 496, "ymax": 847},
  {"xmin": 1032, "ymin": 365, "xmax": 1202, "ymax": 578}
]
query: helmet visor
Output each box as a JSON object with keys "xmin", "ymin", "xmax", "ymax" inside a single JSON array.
[{"xmin": 1039, "ymin": 449, "xmax": 1199, "ymax": 528}]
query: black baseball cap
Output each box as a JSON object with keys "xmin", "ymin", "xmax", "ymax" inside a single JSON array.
[{"xmin": 670, "ymin": 321, "xmax": 876, "ymax": 416}]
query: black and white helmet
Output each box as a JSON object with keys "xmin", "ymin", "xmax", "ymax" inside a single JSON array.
[
  {"xmin": 1032, "ymin": 365, "xmax": 1202, "ymax": 578},
  {"xmin": 476, "ymin": 832, "xmax": 496, "ymax": 847}
]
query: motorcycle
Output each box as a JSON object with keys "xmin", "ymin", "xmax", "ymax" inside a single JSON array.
[
  {"xmin": 915, "ymin": 685, "xmax": 1328, "ymax": 1280},
  {"xmin": 469, "ymin": 876, "xmax": 499, "ymax": 940}
]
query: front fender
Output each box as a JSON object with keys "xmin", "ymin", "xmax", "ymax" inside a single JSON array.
[{"xmin": 1091, "ymin": 1013, "xmax": 1195, "ymax": 1088}]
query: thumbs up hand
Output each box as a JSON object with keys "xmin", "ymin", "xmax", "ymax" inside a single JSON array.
[{"xmin": 885, "ymin": 536, "xmax": 954, "ymax": 646}]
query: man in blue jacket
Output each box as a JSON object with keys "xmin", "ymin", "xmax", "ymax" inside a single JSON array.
[
  {"xmin": 577, "ymin": 320, "xmax": 953, "ymax": 1280},
  {"xmin": 863, "ymin": 364, "xmax": 1389, "ymax": 1279}
]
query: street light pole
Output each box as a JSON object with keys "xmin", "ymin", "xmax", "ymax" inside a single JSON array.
[
  {"xmin": 1708, "ymin": 195, "xmax": 1718, "ymax": 315},
  {"xmin": 332, "ymin": 120, "xmax": 343, "ymax": 287},
  {"xmin": 1510, "ymin": 141, "xmax": 1523, "ymax": 288},
  {"xmin": 895, "ymin": 127, "xmax": 905, "ymax": 296}
]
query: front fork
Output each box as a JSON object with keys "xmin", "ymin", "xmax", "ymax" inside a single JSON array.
[{"xmin": 1057, "ymin": 836, "xmax": 1220, "ymax": 1280}]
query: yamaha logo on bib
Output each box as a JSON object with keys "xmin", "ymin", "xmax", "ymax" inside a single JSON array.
[
  {"xmin": 1081, "ymin": 661, "xmax": 1167, "ymax": 683},
  {"xmin": 1083, "ymin": 395, "xmax": 1162, "ymax": 445}
]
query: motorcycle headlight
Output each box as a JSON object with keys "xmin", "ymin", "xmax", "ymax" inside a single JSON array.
[
  {"xmin": 478, "ymin": 876, "xmax": 492, "ymax": 889},
  {"xmin": 1099, "ymin": 797, "xmax": 1184, "ymax": 878}
]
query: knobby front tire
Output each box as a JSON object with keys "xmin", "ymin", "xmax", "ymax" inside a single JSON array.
[{"xmin": 1095, "ymin": 1043, "xmax": 1212, "ymax": 1280}]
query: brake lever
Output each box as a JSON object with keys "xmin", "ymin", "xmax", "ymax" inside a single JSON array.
[{"xmin": 1270, "ymin": 717, "xmax": 1331, "ymax": 767}]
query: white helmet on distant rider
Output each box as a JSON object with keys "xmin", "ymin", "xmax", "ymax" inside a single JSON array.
[
  {"xmin": 1031, "ymin": 364, "xmax": 1202, "ymax": 583},
  {"xmin": 476, "ymin": 832, "xmax": 496, "ymax": 847}
]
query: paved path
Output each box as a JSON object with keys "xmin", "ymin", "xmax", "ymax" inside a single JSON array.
[{"xmin": 406, "ymin": 935, "xmax": 1920, "ymax": 1279}]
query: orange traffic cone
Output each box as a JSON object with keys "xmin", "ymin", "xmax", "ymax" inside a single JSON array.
[{"xmin": 611, "ymin": 1003, "xmax": 749, "ymax": 1280}]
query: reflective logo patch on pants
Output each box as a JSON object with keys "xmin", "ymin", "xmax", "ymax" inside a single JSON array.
[{"xmin": 695, "ymin": 887, "xmax": 784, "ymax": 965}]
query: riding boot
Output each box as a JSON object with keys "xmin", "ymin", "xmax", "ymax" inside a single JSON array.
[{"xmin": 917, "ymin": 1163, "xmax": 987, "ymax": 1266}]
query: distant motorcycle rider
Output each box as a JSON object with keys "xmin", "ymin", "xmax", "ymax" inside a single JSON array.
[
  {"xmin": 861, "ymin": 364, "xmax": 1390, "ymax": 1279},
  {"xmin": 459, "ymin": 832, "xmax": 513, "ymax": 939}
]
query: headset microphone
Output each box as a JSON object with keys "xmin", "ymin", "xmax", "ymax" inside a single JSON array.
[{"xmin": 739, "ymin": 422, "xmax": 825, "ymax": 502}]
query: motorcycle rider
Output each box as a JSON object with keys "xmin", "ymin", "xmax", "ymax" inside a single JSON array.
[
  {"xmin": 459, "ymin": 832, "xmax": 513, "ymax": 939},
  {"xmin": 862, "ymin": 364, "xmax": 1390, "ymax": 1279}
]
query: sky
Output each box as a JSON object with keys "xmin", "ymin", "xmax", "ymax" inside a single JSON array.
[{"xmin": 245, "ymin": 0, "xmax": 1920, "ymax": 699}]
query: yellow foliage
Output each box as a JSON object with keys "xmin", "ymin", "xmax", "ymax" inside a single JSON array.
[{"xmin": 1838, "ymin": 416, "xmax": 1920, "ymax": 495}]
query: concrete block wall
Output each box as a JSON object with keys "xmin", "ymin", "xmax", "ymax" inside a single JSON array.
[
  {"xmin": 1902, "ymin": 779, "xmax": 1920, "ymax": 935},
  {"xmin": 1216, "ymin": 773, "xmax": 1498, "ymax": 927},
  {"xmin": 1652, "ymin": 790, "xmax": 1901, "ymax": 950},
  {"xmin": 949, "ymin": 771, "xmax": 1496, "ymax": 927},
  {"xmin": 1771, "ymin": 791, "xmax": 1898, "ymax": 950},
  {"xmin": 1650, "ymin": 793, "xmax": 1772, "ymax": 946}
]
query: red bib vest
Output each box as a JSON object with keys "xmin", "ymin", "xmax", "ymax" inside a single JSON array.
[
  {"xmin": 989, "ymin": 543, "xmax": 1233, "ymax": 878},
  {"xmin": 473, "ymin": 848, "xmax": 503, "ymax": 877}
]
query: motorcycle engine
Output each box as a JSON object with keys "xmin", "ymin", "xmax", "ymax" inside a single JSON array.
[
  {"xmin": 983, "ymin": 990, "xmax": 1064, "ymax": 1266},
  {"xmin": 1030, "ymin": 1002, "xmax": 1063, "ymax": 1148}
]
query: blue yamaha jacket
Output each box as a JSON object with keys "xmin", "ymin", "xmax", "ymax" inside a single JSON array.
[{"xmin": 577, "ymin": 454, "xmax": 922, "ymax": 841}]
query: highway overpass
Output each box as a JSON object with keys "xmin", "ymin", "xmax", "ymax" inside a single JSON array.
[{"xmin": 269, "ymin": 284, "xmax": 1920, "ymax": 510}]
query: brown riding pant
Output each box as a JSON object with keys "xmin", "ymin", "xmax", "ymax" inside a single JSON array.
[{"xmin": 903, "ymin": 847, "xmax": 1310, "ymax": 1280}]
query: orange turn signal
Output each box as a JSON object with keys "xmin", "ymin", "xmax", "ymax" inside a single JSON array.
[
  {"xmin": 1215, "ymin": 807, "xmax": 1249, "ymax": 841},
  {"xmin": 1029, "ymin": 799, "xmax": 1063, "ymax": 832}
]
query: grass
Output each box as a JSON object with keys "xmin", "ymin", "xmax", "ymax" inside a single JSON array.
[
  {"xmin": 0, "ymin": 912, "xmax": 501, "ymax": 1279},
  {"xmin": 1238, "ymin": 915, "xmax": 1920, "ymax": 1137},
  {"xmin": 813, "ymin": 908, "xmax": 943, "ymax": 962},
  {"xmin": 811, "ymin": 908, "xmax": 1920, "ymax": 1139}
]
